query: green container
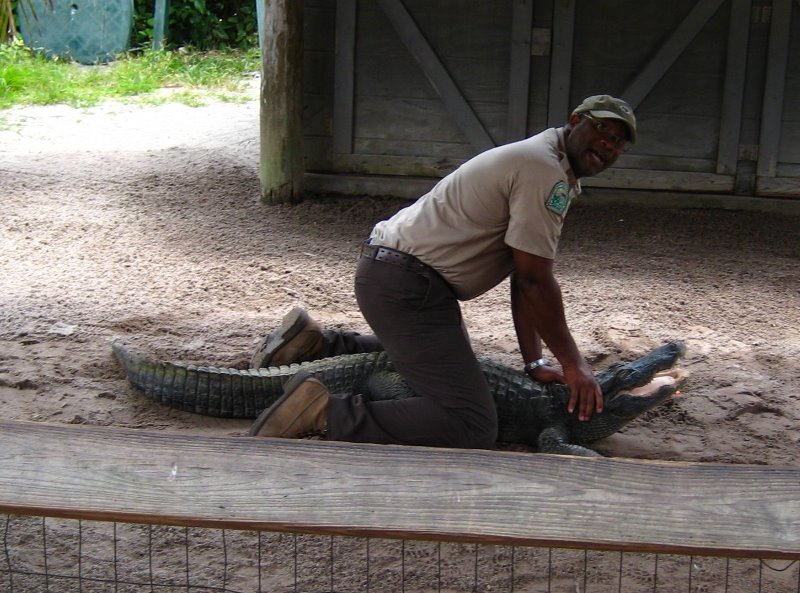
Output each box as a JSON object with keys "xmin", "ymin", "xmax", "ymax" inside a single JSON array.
[{"xmin": 18, "ymin": 0, "xmax": 133, "ymax": 64}]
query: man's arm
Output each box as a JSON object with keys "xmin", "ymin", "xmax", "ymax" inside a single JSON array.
[
  {"xmin": 510, "ymin": 277, "xmax": 565, "ymax": 384},
  {"xmin": 510, "ymin": 247, "xmax": 602, "ymax": 420}
]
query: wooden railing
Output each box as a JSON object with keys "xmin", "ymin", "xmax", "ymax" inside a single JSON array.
[{"xmin": 1, "ymin": 420, "xmax": 798, "ymax": 560}]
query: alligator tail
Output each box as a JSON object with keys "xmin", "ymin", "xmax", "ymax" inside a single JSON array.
[{"xmin": 112, "ymin": 343, "xmax": 393, "ymax": 418}]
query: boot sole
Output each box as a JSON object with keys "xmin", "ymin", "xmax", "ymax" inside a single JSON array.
[
  {"xmin": 250, "ymin": 307, "xmax": 310, "ymax": 368},
  {"xmin": 248, "ymin": 369, "xmax": 313, "ymax": 436}
]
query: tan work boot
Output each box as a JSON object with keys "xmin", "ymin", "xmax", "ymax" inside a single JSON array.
[
  {"xmin": 250, "ymin": 307, "xmax": 325, "ymax": 368},
  {"xmin": 249, "ymin": 370, "xmax": 329, "ymax": 438}
]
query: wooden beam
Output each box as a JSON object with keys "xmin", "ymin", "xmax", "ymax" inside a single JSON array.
[
  {"xmin": 506, "ymin": 0, "xmax": 534, "ymax": 142},
  {"xmin": 756, "ymin": 0, "xmax": 792, "ymax": 178},
  {"xmin": 1, "ymin": 421, "xmax": 799, "ymax": 559},
  {"xmin": 306, "ymin": 174, "xmax": 800, "ymax": 211},
  {"xmin": 325, "ymin": 154, "xmax": 735, "ymax": 193},
  {"xmin": 306, "ymin": 172, "xmax": 438, "ymax": 199},
  {"xmin": 332, "ymin": 153, "xmax": 465, "ymax": 177},
  {"xmin": 756, "ymin": 175, "xmax": 800, "ymax": 197},
  {"xmin": 375, "ymin": 0, "xmax": 495, "ymax": 152},
  {"xmin": 622, "ymin": 0, "xmax": 727, "ymax": 109},
  {"xmin": 152, "ymin": 0, "xmax": 170, "ymax": 50},
  {"xmin": 259, "ymin": 0, "xmax": 305, "ymax": 204},
  {"xmin": 256, "ymin": 0, "xmax": 265, "ymax": 53},
  {"xmin": 332, "ymin": 0, "xmax": 357, "ymax": 155},
  {"xmin": 584, "ymin": 168, "xmax": 735, "ymax": 193},
  {"xmin": 715, "ymin": 0, "xmax": 751, "ymax": 176},
  {"xmin": 582, "ymin": 187, "xmax": 800, "ymax": 214},
  {"xmin": 547, "ymin": 0, "xmax": 575, "ymax": 127}
]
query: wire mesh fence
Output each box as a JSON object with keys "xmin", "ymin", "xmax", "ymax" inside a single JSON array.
[{"xmin": 3, "ymin": 513, "xmax": 799, "ymax": 593}]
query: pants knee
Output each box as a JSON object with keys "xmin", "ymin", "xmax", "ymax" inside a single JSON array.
[{"xmin": 453, "ymin": 415, "xmax": 498, "ymax": 450}]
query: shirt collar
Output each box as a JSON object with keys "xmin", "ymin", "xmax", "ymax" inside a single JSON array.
[{"xmin": 555, "ymin": 127, "xmax": 581, "ymax": 194}]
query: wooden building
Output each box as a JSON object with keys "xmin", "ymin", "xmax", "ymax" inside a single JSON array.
[{"xmin": 259, "ymin": 0, "xmax": 800, "ymax": 210}]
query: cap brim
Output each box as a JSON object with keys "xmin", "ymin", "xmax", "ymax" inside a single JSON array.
[{"xmin": 588, "ymin": 109, "xmax": 624, "ymax": 120}]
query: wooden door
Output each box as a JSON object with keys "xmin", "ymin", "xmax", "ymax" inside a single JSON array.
[{"xmin": 313, "ymin": 0, "xmax": 800, "ymax": 200}]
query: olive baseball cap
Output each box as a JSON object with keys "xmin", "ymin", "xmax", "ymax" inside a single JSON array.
[{"xmin": 573, "ymin": 95, "xmax": 637, "ymax": 143}]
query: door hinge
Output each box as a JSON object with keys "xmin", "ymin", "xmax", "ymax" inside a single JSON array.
[{"xmin": 738, "ymin": 144, "xmax": 759, "ymax": 161}]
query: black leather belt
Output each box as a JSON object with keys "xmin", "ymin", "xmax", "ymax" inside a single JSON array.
[{"xmin": 360, "ymin": 243, "xmax": 434, "ymax": 276}]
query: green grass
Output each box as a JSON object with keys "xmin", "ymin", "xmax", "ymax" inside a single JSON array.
[{"xmin": 0, "ymin": 40, "xmax": 260, "ymax": 109}]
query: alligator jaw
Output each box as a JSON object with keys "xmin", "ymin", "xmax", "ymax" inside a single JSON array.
[
  {"xmin": 606, "ymin": 376, "xmax": 682, "ymax": 419},
  {"xmin": 603, "ymin": 366, "xmax": 688, "ymax": 418},
  {"xmin": 568, "ymin": 341, "xmax": 688, "ymax": 444},
  {"xmin": 598, "ymin": 340, "xmax": 686, "ymax": 396},
  {"xmin": 629, "ymin": 373, "xmax": 676, "ymax": 396}
]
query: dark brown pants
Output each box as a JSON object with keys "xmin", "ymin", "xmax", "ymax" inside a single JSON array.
[{"xmin": 325, "ymin": 255, "xmax": 498, "ymax": 449}]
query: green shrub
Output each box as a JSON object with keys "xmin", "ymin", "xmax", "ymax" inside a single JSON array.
[
  {"xmin": 2, "ymin": 1, "xmax": 257, "ymax": 50},
  {"xmin": 133, "ymin": 0, "xmax": 258, "ymax": 50}
]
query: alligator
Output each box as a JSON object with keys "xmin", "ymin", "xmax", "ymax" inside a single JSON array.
[{"xmin": 113, "ymin": 340, "xmax": 686, "ymax": 456}]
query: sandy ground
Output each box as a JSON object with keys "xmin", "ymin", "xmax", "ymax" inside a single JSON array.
[{"xmin": 1, "ymin": 84, "xmax": 799, "ymax": 590}]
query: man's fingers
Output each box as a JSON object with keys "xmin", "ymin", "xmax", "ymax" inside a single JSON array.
[
  {"xmin": 577, "ymin": 383, "xmax": 603, "ymax": 421},
  {"xmin": 563, "ymin": 366, "xmax": 602, "ymax": 420},
  {"xmin": 579, "ymin": 388, "xmax": 593, "ymax": 421},
  {"xmin": 567, "ymin": 390, "xmax": 578, "ymax": 414}
]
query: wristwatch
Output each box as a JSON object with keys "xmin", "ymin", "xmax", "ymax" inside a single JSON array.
[{"xmin": 523, "ymin": 358, "xmax": 548, "ymax": 374}]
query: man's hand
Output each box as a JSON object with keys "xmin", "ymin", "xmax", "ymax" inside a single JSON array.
[
  {"xmin": 509, "ymin": 249, "xmax": 603, "ymax": 420},
  {"xmin": 563, "ymin": 361, "xmax": 603, "ymax": 421},
  {"xmin": 526, "ymin": 364, "xmax": 565, "ymax": 384}
]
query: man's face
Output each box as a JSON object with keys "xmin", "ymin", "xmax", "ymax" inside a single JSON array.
[{"xmin": 565, "ymin": 113, "xmax": 630, "ymax": 178}]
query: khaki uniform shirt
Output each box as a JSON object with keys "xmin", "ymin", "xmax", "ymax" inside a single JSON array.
[{"xmin": 370, "ymin": 127, "xmax": 581, "ymax": 300}]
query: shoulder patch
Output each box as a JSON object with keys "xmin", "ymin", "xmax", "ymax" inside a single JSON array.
[{"xmin": 545, "ymin": 181, "xmax": 571, "ymax": 215}]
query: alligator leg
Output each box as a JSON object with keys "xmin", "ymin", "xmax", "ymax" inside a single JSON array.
[
  {"xmin": 538, "ymin": 426, "xmax": 603, "ymax": 457},
  {"xmin": 361, "ymin": 371, "xmax": 415, "ymax": 401}
]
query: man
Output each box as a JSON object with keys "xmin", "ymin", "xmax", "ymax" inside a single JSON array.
[{"xmin": 250, "ymin": 94, "xmax": 637, "ymax": 449}]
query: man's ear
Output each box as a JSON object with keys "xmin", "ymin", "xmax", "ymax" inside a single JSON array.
[{"xmin": 564, "ymin": 112, "xmax": 582, "ymax": 137}]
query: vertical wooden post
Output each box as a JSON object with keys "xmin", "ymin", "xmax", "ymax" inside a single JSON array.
[
  {"xmin": 152, "ymin": 0, "xmax": 170, "ymax": 50},
  {"xmin": 259, "ymin": 0, "xmax": 304, "ymax": 204},
  {"xmin": 756, "ymin": 0, "xmax": 792, "ymax": 180},
  {"xmin": 255, "ymin": 0, "xmax": 265, "ymax": 54},
  {"xmin": 547, "ymin": 0, "xmax": 575, "ymax": 127},
  {"xmin": 506, "ymin": 0, "xmax": 533, "ymax": 142}
]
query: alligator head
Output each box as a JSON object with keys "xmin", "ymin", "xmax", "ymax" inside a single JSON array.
[{"xmin": 539, "ymin": 340, "xmax": 687, "ymax": 456}]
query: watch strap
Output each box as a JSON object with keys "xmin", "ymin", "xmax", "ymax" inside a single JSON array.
[{"xmin": 524, "ymin": 358, "xmax": 547, "ymax": 374}]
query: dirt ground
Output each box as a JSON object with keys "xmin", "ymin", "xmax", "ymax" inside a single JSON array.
[{"xmin": 1, "ymin": 85, "xmax": 799, "ymax": 590}]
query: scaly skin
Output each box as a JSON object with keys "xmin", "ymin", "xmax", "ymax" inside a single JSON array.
[{"xmin": 113, "ymin": 341, "xmax": 686, "ymax": 456}]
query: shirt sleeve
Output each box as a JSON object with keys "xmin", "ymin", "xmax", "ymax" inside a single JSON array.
[{"xmin": 505, "ymin": 169, "xmax": 568, "ymax": 260}]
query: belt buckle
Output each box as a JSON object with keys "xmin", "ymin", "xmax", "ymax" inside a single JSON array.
[{"xmin": 360, "ymin": 241, "xmax": 374, "ymax": 259}]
